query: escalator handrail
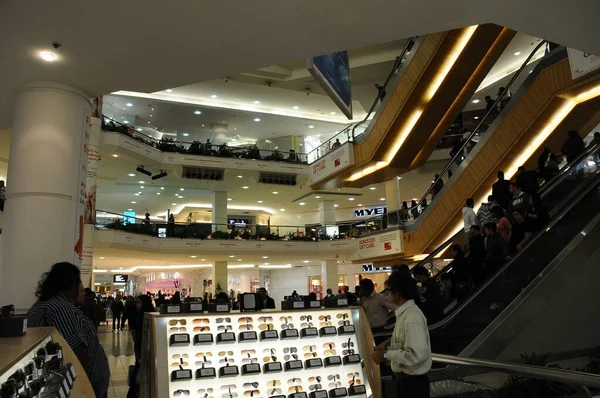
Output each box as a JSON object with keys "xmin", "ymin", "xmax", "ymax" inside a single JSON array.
[
  {"xmin": 377, "ymin": 164, "xmax": 600, "ymax": 347},
  {"xmin": 402, "ymin": 39, "xmax": 548, "ymax": 217},
  {"xmin": 432, "ymin": 353, "xmax": 600, "ymax": 389}
]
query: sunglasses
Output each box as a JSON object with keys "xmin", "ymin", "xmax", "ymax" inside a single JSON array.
[
  {"xmin": 279, "ymin": 316, "xmax": 293, "ymax": 322},
  {"xmin": 169, "ymin": 327, "xmax": 186, "ymax": 333},
  {"xmin": 243, "ymin": 383, "xmax": 259, "ymax": 389},
  {"xmin": 241, "ymin": 349, "xmax": 256, "ymax": 355},
  {"xmin": 284, "ymin": 354, "xmax": 298, "ymax": 361},
  {"xmin": 195, "ymin": 352, "xmax": 213, "ymax": 357},
  {"xmin": 323, "ymin": 342, "xmax": 336, "ymax": 350},
  {"xmin": 263, "ymin": 348, "xmax": 277, "ymax": 355},
  {"xmin": 328, "ymin": 374, "xmax": 341, "ymax": 381},
  {"xmin": 221, "ymin": 385, "xmax": 238, "ymax": 391},
  {"xmin": 198, "ymin": 389, "xmax": 215, "ymax": 394},
  {"xmin": 195, "ymin": 360, "xmax": 213, "ymax": 366},
  {"xmin": 219, "ymin": 351, "xmax": 234, "ymax": 356},
  {"xmin": 318, "ymin": 315, "xmax": 331, "ymax": 321},
  {"xmin": 337, "ymin": 313, "xmax": 349, "ymax": 319},
  {"xmin": 283, "ymin": 347, "xmax": 297, "ymax": 353},
  {"xmin": 338, "ymin": 320, "xmax": 351, "ymax": 326},
  {"xmin": 222, "ymin": 393, "xmax": 238, "ymax": 398},
  {"xmin": 244, "ymin": 390, "xmax": 260, "ymax": 397},
  {"xmin": 258, "ymin": 323, "xmax": 275, "ymax": 331},
  {"xmin": 319, "ymin": 321, "xmax": 333, "ymax": 327},
  {"xmin": 342, "ymin": 340, "xmax": 355, "ymax": 348},
  {"xmin": 287, "ymin": 377, "xmax": 302, "ymax": 385},
  {"xmin": 219, "ymin": 358, "xmax": 235, "ymax": 364},
  {"xmin": 169, "ymin": 319, "xmax": 187, "ymax": 326},
  {"xmin": 281, "ymin": 323, "xmax": 295, "ymax": 330},
  {"xmin": 217, "ymin": 325, "xmax": 233, "ymax": 332},
  {"xmin": 267, "ymin": 389, "xmax": 282, "ymax": 396},
  {"xmin": 258, "ymin": 316, "xmax": 274, "ymax": 322},
  {"xmin": 304, "ymin": 352, "xmax": 318, "ymax": 359},
  {"xmin": 324, "ymin": 349, "xmax": 337, "ymax": 356},
  {"xmin": 263, "ymin": 356, "xmax": 278, "ymax": 363},
  {"xmin": 238, "ymin": 324, "xmax": 254, "ymax": 331},
  {"xmin": 300, "ymin": 315, "xmax": 313, "ymax": 321},
  {"xmin": 343, "ymin": 349, "xmax": 356, "ymax": 355},
  {"xmin": 266, "ymin": 380, "xmax": 282, "ymax": 387},
  {"xmin": 171, "ymin": 361, "xmax": 188, "ymax": 368},
  {"xmin": 172, "ymin": 354, "xmax": 189, "ymax": 359},
  {"xmin": 288, "ymin": 386, "xmax": 303, "ymax": 393},
  {"xmin": 242, "ymin": 358, "xmax": 258, "ymax": 364},
  {"xmin": 194, "ymin": 326, "xmax": 211, "ymax": 332},
  {"xmin": 303, "ymin": 345, "xmax": 316, "ymax": 352},
  {"xmin": 193, "ymin": 318, "xmax": 210, "ymax": 325},
  {"xmin": 329, "ymin": 382, "xmax": 343, "ymax": 389},
  {"xmin": 238, "ymin": 317, "xmax": 253, "ymax": 323},
  {"xmin": 300, "ymin": 322, "xmax": 314, "ymax": 328},
  {"xmin": 309, "ymin": 384, "xmax": 323, "ymax": 391},
  {"xmin": 216, "ymin": 317, "xmax": 231, "ymax": 323},
  {"xmin": 174, "ymin": 390, "xmax": 190, "ymax": 396}
]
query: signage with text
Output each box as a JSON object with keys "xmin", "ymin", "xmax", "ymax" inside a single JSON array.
[
  {"xmin": 353, "ymin": 206, "xmax": 387, "ymax": 218},
  {"xmin": 311, "ymin": 144, "xmax": 354, "ymax": 184},
  {"xmin": 361, "ymin": 264, "xmax": 392, "ymax": 273},
  {"xmin": 567, "ymin": 48, "xmax": 600, "ymax": 79},
  {"xmin": 357, "ymin": 230, "xmax": 402, "ymax": 259}
]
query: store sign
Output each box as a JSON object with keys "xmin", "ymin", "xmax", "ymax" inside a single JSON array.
[
  {"xmin": 356, "ymin": 230, "xmax": 402, "ymax": 259},
  {"xmin": 353, "ymin": 206, "xmax": 387, "ymax": 218},
  {"xmin": 567, "ymin": 48, "xmax": 600, "ymax": 79},
  {"xmin": 361, "ymin": 264, "xmax": 392, "ymax": 273},
  {"xmin": 311, "ymin": 144, "xmax": 354, "ymax": 184}
]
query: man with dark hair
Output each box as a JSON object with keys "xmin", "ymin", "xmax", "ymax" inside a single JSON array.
[
  {"xmin": 509, "ymin": 182, "xmax": 531, "ymax": 214},
  {"xmin": 27, "ymin": 263, "xmax": 110, "ymax": 398},
  {"xmin": 412, "ymin": 265, "xmax": 444, "ymax": 324},
  {"xmin": 482, "ymin": 222, "xmax": 507, "ymax": 269},
  {"xmin": 462, "ymin": 198, "xmax": 477, "ymax": 233},
  {"xmin": 492, "ymin": 171, "xmax": 511, "ymax": 210},
  {"xmin": 562, "ymin": 130, "xmax": 585, "ymax": 162},
  {"xmin": 258, "ymin": 287, "xmax": 276, "ymax": 309},
  {"xmin": 508, "ymin": 208, "xmax": 534, "ymax": 254},
  {"xmin": 516, "ymin": 166, "xmax": 539, "ymax": 195},
  {"xmin": 477, "ymin": 195, "xmax": 498, "ymax": 226},
  {"xmin": 359, "ymin": 278, "xmax": 397, "ymax": 329},
  {"xmin": 372, "ymin": 273, "xmax": 431, "ymax": 397},
  {"xmin": 469, "ymin": 225, "xmax": 486, "ymax": 284}
]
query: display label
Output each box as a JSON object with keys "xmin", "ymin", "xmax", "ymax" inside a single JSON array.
[
  {"xmin": 190, "ymin": 303, "xmax": 203, "ymax": 311},
  {"xmin": 176, "ymin": 370, "xmax": 190, "ymax": 378},
  {"xmin": 293, "ymin": 302, "xmax": 305, "ymax": 309},
  {"xmin": 242, "ymin": 332, "xmax": 257, "ymax": 340},
  {"xmin": 291, "ymin": 393, "xmax": 307, "ymax": 398},
  {"xmin": 216, "ymin": 304, "xmax": 229, "ymax": 312},
  {"xmin": 345, "ymin": 354, "xmax": 361, "ymax": 364},
  {"xmin": 302, "ymin": 327, "xmax": 318, "ymax": 337},
  {"xmin": 167, "ymin": 305, "xmax": 180, "ymax": 313},
  {"xmin": 194, "ymin": 334, "xmax": 213, "ymax": 343},
  {"xmin": 286, "ymin": 360, "xmax": 303, "ymax": 370},
  {"xmin": 264, "ymin": 362, "xmax": 283, "ymax": 372},
  {"xmin": 200, "ymin": 369, "xmax": 214, "ymax": 376},
  {"xmin": 245, "ymin": 363, "xmax": 260, "ymax": 372},
  {"xmin": 333, "ymin": 388, "xmax": 348, "ymax": 397},
  {"xmin": 307, "ymin": 358, "xmax": 322, "ymax": 368},
  {"xmin": 310, "ymin": 301, "xmax": 320, "ymax": 308},
  {"xmin": 174, "ymin": 335, "xmax": 188, "ymax": 342},
  {"xmin": 325, "ymin": 356, "xmax": 342, "ymax": 366},
  {"xmin": 339, "ymin": 325, "xmax": 355, "ymax": 335},
  {"xmin": 320, "ymin": 326, "xmax": 337, "ymax": 336},
  {"xmin": 350, "ymin": 385, "xmax": 366, "ymax": 395},
  {"xmin": 222, "ymin": 366, "xmax": 238, "ymax": 375},
  {"xmin": 337, "ymin": 299, "xmax": 348, "ymax": 306},
  {"xmin": 313, "ymin": 391, "xmax": 328, "ymax": 398},
  {"xmin": 261, "ymin": 330, "xmax": 278, "ymax": 340},
  {"xmin": 219, "ymin": 332, "xmax": 235, "ymax": 341},
  {"xmin": 281, "ymin": 329, "xmax": 299, "ymax": 339}
]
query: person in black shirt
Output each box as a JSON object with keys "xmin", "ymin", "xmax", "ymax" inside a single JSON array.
[
  {"xmin": 515, "ymin": 166, "xmax": 539, "ymax": 196},
  {"xmin": 468, "ymin": 225, "xmax": 486, "ymax": 285},
  {"xmin": 562, "ymin": 130, "xmax": 585, "ymax": 162},
  {"xmin": 258, "ymin": 288, "xmax": 276, "ymax": 309},
  {"xmin": 528, "ymin": 195, "xmax": 549, "ymax": 232},
  {"xmin": 27, "ymin": 263, "xmax": 110, "ymax": 398},
  {"xmin": 508, "ymin": 209, "xmax": 534, "ymax": 255},
  {"xmin": 492, "ymin": 171, "xmax": 511, "ymax": 210},
  {"xmin": 431, "ymin": 174, "xmax": 443, "ymax": 199},
  {"xmin": 412, "ymin": 265, "xmax": 444, "ymax": 324},
  {"xmin": 111, "ymin": 297, "xmax": 124, "ymax": 332},
  {"xmin": 482, "ymin": 222, "xmax": 507, "ymax": 270},
  {"xmin": 508, "ymin": 182, "xmax": 532, "ymax": 214}
]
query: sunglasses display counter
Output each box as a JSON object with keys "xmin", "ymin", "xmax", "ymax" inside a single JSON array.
[
  {"xmin": 141, "ymin": 307, "xmax": 381, "ymax": 398},
  {"xmin": 0, "ymin": 327, "xmax": 95, "ymax": 397}
]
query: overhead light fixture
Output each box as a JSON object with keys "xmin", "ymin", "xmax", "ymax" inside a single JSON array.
[
  {"xmin": 302, "ymin": 260, "xmax": 310, "ymax": 264},
  {"xmin": 156, "ymin": 193, "xmax": 161, "ymax": 195},
  {"xmin": 229, "ymin": 255, "xmax": 235, "ymax": 258},
  {"xmin": 253, "ymin": 100, "xmax": 261, "ymax": 104},
  {"xmin": 236, "ymin": 259, "xmax": 242, "ymax": 262},
  {"xmin": 293, "ymin": 106, "xmax": 300, "ymax": 110},
  {"xmin": 190, "ymin": 255, "xmax": 197, "ymax": 259},
  {"xmin": 180, "ymin": 188, "xmax": 185, "ymax": 191},
  {"xmin": 254, "ymin": 118, "xmax": 261, "ymax": 122},
  {"xmin": 358, "ymin": 204, "xmax": 363, "ymax": 206},
  {"xmin": 131, "ymin": 201, "xmax": 137, "ymax": 204},
  {"xmin": 397, "ymin": 176, "xmax": 402, "ymax": 180},
  {"xmin": 123, "ymin": 120, "xmax": 129, "ymax": 124},
  {"xmin": 227, "ymin": 198, "xmax": 233, "ymax": 201},
  {"xmin": 211, "ymin": 94, "xmax": 218, "ymax": 99},
  {"xmin": 194, "ymin": 110, "xmax": 202, "ymax": 115},
  {"xmin": 140, "ymin": 186, "xmax": 144, "ymax": 189},
  {"xmin": 334, "ymin": 204, "xmax": 339, "ymax": 207},
  {"xmin": 514, "ymin": 51, "xmax": 521, "ymax": 56},
  {"xmin": 272, "ymin": 191, "xmax": 278, "ymax": 195},
  {"xmin": 99, "ymin": 257, "xmax": 105, "ymax": 260},
  {"xmin": 160, "ymin": 187, "xmax": 164, "ymax": 190},
  {"xmin": 348, "ymin": 198, "xmax": 355, "ymax": 201},
  {"xmin": 152, "ymin": 171, "xmax": 168, "ymax": 180},
  {"xmin": 127, "ymin": 208, "xmax": 133, "ymax": 211},
  {"xmin": 474, "ymin": 116, "xmax": 479, "ymax": 120},
  {"xmin": 472, "ymin": 99, "xmax": 480, "ymax": 104},
  {"xmin": 315, "ymin": 195, "xmax": 321, "ymax": 199},
  {"xmin": 228, "ymin": 264, "xmax": 255, "ymax": 269},
  {"xmin": 262, "ymin": 256, "xmax": 269, "ymax": 259},
  {"xmin": 237, "ymin": 175, "xmax": 243, "ymax": 178},
  {"xmin": 171, "ymin": 203, "xmax": 177, "ymax": 206},
  {"xmin": 126, "ymin": 103, "xmax": 133, "ymax": 107},
  {"xmin": 369, "ymin": 187, "xmax": 376, "ymax": 190},
  {"xmin": 280, "ymin": 208, "xmax": 285, "ymax": 211},
  {"xmin": 136, "ymin": 166, "xmax": 152, "ymax": 176},
  {"xmin": 308, "ymin": 125, "xmax": 315, "ymax": 129},
  {"xmin": 182, "ymin": 133, "xmax": 189, "ymax": 137},
  {"xmin": 112, "ymin": 154, "xmax": 119, "ymax": 158},
  {"xmin": 257, "ymin": 200, "xmax": 263, "ymax": 203},
  {"xmin": 128, "ymin": 173, "xmax": 135, "ymax": 177},
  {"xmin": 380, "ymin": 197, "xmax": 386, "ymax": 201},
  {"xmin": 299, "ymin": 202, "xmax": 306, "ymax": 206},
  {"xmin": 330, "ymin": 112, "xmax": 336, "ymax": 115},
  {"xmin": 136, "ymin": 128, "xmax": 142, "ymax": 132},
  {"xmin": 166, "ymin": 89, "xmax": 173, "ymax": 92},
  {"xmin": 40, "ymin": 52, "xmax": 56, "ymax": 62},
  {"xmin": 242, "ymin": 186, "xmax": 249, "ymax": 189}
]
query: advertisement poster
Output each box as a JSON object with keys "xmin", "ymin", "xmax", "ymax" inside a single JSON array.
[
  {"xmin": 567, "ymin": 48, "xmax": 600, "ymax": 79},
  {"xmin": 74, "ymin": 109, "xmax": 91, "ymax": 264},
  {"xmin": 307, "ymin": 50, "xmax": 352, "ymax": 119},
  {"xmin": 356, "ymin": 230, "xmax": 403, "ymax": 259},
  {"xmin": 311, "ymin": 144, "xmax": 354, "ymax": 184}
]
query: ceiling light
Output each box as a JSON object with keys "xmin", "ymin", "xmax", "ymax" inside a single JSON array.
[
  {"xmin": 348, "ymin": 198, "xmax": 355, "ymax": 201},
  {"xmin": 242, "ymin": 186, "xmax": 249, "ymax": 189},
  {"xmin": 136, "ymin": 128, "xmax": 142, "ymax": 132},
  {"xmin": 140, "ymin": 186, "xmax": 144, "ymax": 189},
  {"xmin": 40, "ymin": 52, "xmax": 56, "ymax": 62},
  {"xmin": 229, "ymin": 255, "xmax": 235, "ymax": 258},
  {"xmin": 149, "ymin": 114, "xmax": 152, "ymax": 117},
  {"xmin": 171, "ymin": 203, "xmax": 177, "ymax": 205},
  {"xmin": 138, "ymin": 181, "xmax": 145, "ymax": 184},
  {"xmin": 293, "ymin": 106, "xmax": 300, "ymax": 110},
  {"xmin": 315, "ymin": 195, "xmax": 321, "ymax": 199},
  {"xmin": 299, "ymin": 202, "xmax": 306, "ymax": 206},
  {"xmin": 136, "ymin": 167, "xmax": 152, "ymax": 177},
  {"xmin": 126, "ymin": 103, "xmax": 133, "ymax": 107},
  {"xmin": 160, "ymin": 187, "xmax": 164, "ymax": 190},
  {"xmin": 280, "ymin": 208, "xmax": 285, "ymax": 211},
  {"xmin": 123, "ymin": 120, "xmax": 129, "ymax": 124},
  {"xmin": 257, "ymin": 200, "xmax": 263, "ymax": 203},
  {"xmin": 201, "ymin": 259, "xmax": 206, "ymax": 261},
  {"xmin": 474, "ymin": 116, "xmax": 479, "ymax": 120},
  {"xmin": 514, "ymin": 51, "xmax": 521, "ymax": 56},
  {"xmin": 303, "ymin": 260, "xmax": 310, "ymax": 264},
  {"xmin": 308, "ymin": 125, "xmax": 315, "ymax": 129},
  {"xmin": 472, "ymin": 99, "xmax": 480, "ymax": 104},
  {"xmin": 227, "ymin": 198, "xmax": 232, "ymax": 201},
  {"xmin": 358, "ymin": 203, "xmax": 363, "ymax": 206},
  {"xmin": 127, "ymin": 208, "xmax": 133, "ymax": 211},
  {"xmin": 128, "ymin": 173, "xmax": 135, "ymax": 177},
  {"xmin": 253, "ymin": 100, "xmax": 261, "ymax": 104},
  {"xmin": 99, "ymin": 257, "xmax": 105, "ymax": 260},
  {"xmin": 397, "ymin": 176, "xmax": 402, "ymax": 180},
  {"xmin": 236, "ymin": 259, "xmax": 242, "ymax": 262},
  {"xmin": 194, "ymin": 110, "xmax": 202, "ymax": 115},
  {"xmin": 180, "ymin": 188, "xmax": 184, "ymax": 191},
  {"xmin": 272, "ymin": 191, "xmax": 278, "ymax": 195},
  {"xmin": 334, "ymin": 204, "xmax": 339, "ymax": 207},
  {"xmin": 330, "ymin": 112, "xmax": 336, "ymax": 115},
  {"xmin": 131, "ymin": 201, "xmax": 137, "ymax": 204},
  {"xmin": 166, "ymin": 89, "xmax": 173, "ymax": 93},
  {"xmin": 112, "ymin": 154, "xmax": 119, "ymax": 158},
  {"xmin": 369, "ymin": 187, "xmax": 376, "ymax": 190},
  {"xmin": 263, "ymin": 263, "xmax": 270, "ymax": 265},
  {"xmin": 262, "ymin": 256, "xmax": 269, "ymax": 259},
  {"xmin": 190, "ymin": 255, "xmax": 197, "ymax": 259},
  {"xmin": 254, "ymin": 118, "xmax": 261, "ymax": 122},
  {"xmin": 237, "ymin": 175, "xmax": 243, "ymax": 179},
  {"xmin": 211, "ymin": 94, "xmax": 218, "ymax": 99},
  {"xmin": 182, "ymin": 133, "xmax": 189, "ymax": 137},
  {"xmin": 178, "ymin": 196, "xmax": 184, "ymax": 198},
  {"xmin": 156, "ymin": 193, "xmax": 161, "ymax": 195},
  {"xmin": 134, "ymin": 193, "xmax": 140, "ymax": 196},
  {"xmin": 380, "ymin": 197, "xmax": 386, "ymax": 201}
]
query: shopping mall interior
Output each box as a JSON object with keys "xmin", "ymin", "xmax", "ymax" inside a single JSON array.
[{"xmin": 1, "ymin": 2, "xmax": 600, "ymax": 397}]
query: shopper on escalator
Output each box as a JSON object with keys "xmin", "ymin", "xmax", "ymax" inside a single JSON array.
[
  {"xmin": 412, "ymin": 265, "xmax": 444, "ymax": 325},
  {"xmin": 492, "ymin": 171, "xmax": 511, "ymax": 211},
  {"xmin": 516, "ymin": 166, "xmax": 540, "ymax": 196},
  {"xmin": 476, "ymin": 195, "xmax": 498, "ymax": 226},
  {"xmin": 410, "ymin": 200, "xmax": 419, "ymax": 220},
  {"xmin": 371, "ymin": 272, "xmax": 431, "ymax": 398},
  {"xmin": 491, "ymin": 206, "xmax": 511, "ymax": 244},
  {"xmin": 508, "ymin": 182, "xmax": 532, "ymax": 214},
  {"xmin": 469, "ymin": 225, "xmax": 487, "ymax": 285},
  {"xmin": 482, "ymin": 222, "xmax": 508, "ymax": 271},
  {"xmin": 462, "ymin": 198, "xmax": 477, "ymax": 233},
  {"xmin": 562, "ymin": 130, "xmax": 586, "ymax": 163},
  {"xmin": 359, "ymin": 278, "xmax": 397, "ymax": 330},
  {"xmin": 528, "ymin": 195, "xmax": 549, "ymax": 232},
  {"xmin": 508, "ymin": 209, "xmax": 534, "ymax": 255},
  {"xmin": 538, "ymin": 147, "xmax": 560, "ymax": 182}
]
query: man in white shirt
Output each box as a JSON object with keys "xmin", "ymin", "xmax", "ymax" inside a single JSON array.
[
  {"xmin": 372, "ymin": 272, "xmax": 431, "ymax": 397},
  {"xmin": 462, "ymin": 197, "xmax": 477, "ymax": 233},
  {"xmin": 359, "ymin": 278, "xmax": 397, "ymax": 329}
]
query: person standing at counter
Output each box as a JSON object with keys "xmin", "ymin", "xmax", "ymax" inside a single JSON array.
[
  {"xmin": 372, "ymin": 272, "xmax": 431, "ymax": 398},
  {"xmin": 27, "ymin": 262, "xmax": 110, "ymax": 398},
  {"xmin": 257, "ymin": 288, "xmax": 275, "ymax": 309}
]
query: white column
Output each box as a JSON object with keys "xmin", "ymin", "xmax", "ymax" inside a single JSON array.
[
  {"xmin": 191, "ymin": 268, "xmax": 211, "ymax": 299},
  {"xmin": 81, "ymin": 116, "xmax": 102, "ymax": 289},
  {"xmin": 384, "ymin": 178, "xmax": 402, "ymax": 212},
  {"xmin": 212, "ymin": 191, "xmax": 227, "ymax": 232},
  {"xmin": 321, "ymin": 260, "xmax": 338, "ymax": 293},
  {"xmin": 1, "ymin": 82, "xmax": 91, "ymax": 310},
  {"xmin": 213, "ymin": 261, "xmax": 228, "ymax": 295},
  {"xmin": 319, "ymin": 200, "xmax": 335, "ymax": 226}
]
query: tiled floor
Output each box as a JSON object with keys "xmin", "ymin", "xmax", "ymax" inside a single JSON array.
[{"xmin": 98, "ymin": 322, "xmax": 136, "ymax": 398}]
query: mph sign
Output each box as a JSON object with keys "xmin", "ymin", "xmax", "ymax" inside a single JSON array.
[
  {"xmin": 311, "ymin": 143, "xmax": 354, "ymax": 184},
  {"xmin": 356, "ymin": 230, "xmax": 402, "ymax": 259}
]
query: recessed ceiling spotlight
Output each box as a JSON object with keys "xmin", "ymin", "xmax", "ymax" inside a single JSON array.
[
  {"xmin": 237, "ymin": 259, "xmax": 242, "ymax": 262},
  {"xmin": 99, "ymin": 257, "xmax": 105, "ymax": 260},
  {"xmin": 348, "ymin": 198, "xmax": 355, "ymax": 201},
  {"xmin": 315, "ymin": 195, "xmax": 321, "ymax": 199},
  {"xmin": 262, "ymin": 256, "xmax": 269, "ymax": 259},
  {"xmin": 136, "ymin": 128, "xmax": 142, "ymax": 132},
  {"xmin": 280, "ymin": 208, "xmax": 285, "ymax": 211},
  {"xmin": 160, "ymin": 187, "xmax": 164, "ymax": 190},
  {"xmin": 180, "ymin": 188, "xmax": 185, "ymax": 191},
  {"xmin": 334, "ymin": 204, "xmax": 339, "ymax": 207},
  {"xmin": 254, "ymin": 118, "xmax": 261, "ymax": 122},
  {"xmin": 237, "ymin": 175, "xmax": 243, "ymax": 178},
  {"xmin": 242, "ymin": 186, "xmax": 249, "ymax": 189},
  {"xmin": 397, "ymin": 176, "xmax": 402, "ymax": 180},
  {"xmin": 127, "ymin": 208, "xmax": 133, "ymax": 211},
  {"xmin": 125, "ymin": 103, "xmax": 133, "ymax": 108},
  {"xmin": 112, "ymin": 154, "xmax": 119, "ymax": 158},
  {"xmin": 369, "ymin": 187, "xmax": 376, "ymax": 190},
  {"xmin": 380, "ymin": 197, "xmax": 386, "ymax": 201},
  {"xmin": 472, "ymin": 99, "xmax": 480, "ymax": 104},
  {"xmin": 194, "ymin": 110, "xmax": 202, "ymax": 115},
  {"xmin": 308, "ymin": 125, "xmax": 315, "ymax": 129},
  {"xmin": 257, "ymin": 200, "xmax": 263, "ymax": 203},
  {"xmin": 40, "ymin": 52, "xmax": 56, "ymax": 62},
  {"xmin": 149, "ymin": 114, "xmax": 152, "ymax": 117},
  {"xmin": 131, "ymin": 201, "xmax": 137, "ymax": 204},
  {"xmin": 171, "ymin": 203, "xmax": 177, "ymax": 205},
  {"xmin": 358, "ymin": 203, "xmax": 363, "ymax": 206},
  {"xmin": 514, "ymin": 51, "xmax": 521, "ymax": 56},
  {"xmin": 128, "ymin": 173, "xmax": 135, "ymax": 177},
  {"xmin": 227, "ymin": 198, "xmax": 232, "ymax": 201},
  {"xmin": 299, "ymin": 202, "xmax": 306, "ymax": 206},
  {"xmin": 201, "ymin": 258, "xmax": 206, "ymax": 261},
  {"xmin": 272, "ymin": 191, "xmax": 278, "ymax": 195},
  {"xmin": 190, "ymin": 255, "xmax": 197, "ymax": 259},
  {"xmin": 166, "ymin": 89, "xmax": 173, "ymax": 93},
  {"xmin": 156, "ymin": 193, "xmax": 161, "ymax": 195},
  {"xmin": 293, "ymin": 106, "xmax": 300, "ymax": 110},
  {"xmin": 253, "ymin": 100, "xmax": 261, "ymax": 104},
  {"xmin": 211, "ymin": 94, "xmax": 218, "ymax": 99},
  {"xmin": 182, "ymin": 133, "xmax": 189, "ymax": 137},
  {"xmin": 330, "ymin": 112, "xmax": 336, "ymax": 115},
  {"xmin": 303, "ymin": 260, "xmax": 310, "ymax": 264},
  {"xmin": 229, "ymin": 255, "xmax": 235, "ymax": 258},
  {"xmin": 138, "ymin": 181, "xmax": 145, "ymax": 184},
  {"xmin": 123, "ymin": 120, "xmax": 129, "ymax": 124},
  {"xmin": 140, "ymin": 186, "xmax": 144, "ymax": 189},
  {"xmin": 474, "ymin": 116, "xmax": 479, "ymax": 120}
]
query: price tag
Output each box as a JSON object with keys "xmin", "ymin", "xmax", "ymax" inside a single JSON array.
[
  {"xmin": 219, "ymin": 332, "xmax": 235, "ymax": 341},
  {"xmin": 190, "ymin": 303, "xmax": 203, "ymax": 311},
  {"xmin": 310, "ymin": 301, "xmax": 320, "ymax": 308},
  {"xmin": 302, "ymin": 328, "xmax": 318, "ymax": 336},
  {"xmin": 200, "ymin": 369, "xmax": 214, "ymax": 376},
  {"xmin": 337, "ymin": 299, "xmax": 348, "ymax": 306},
  {"xmin": 262, "ymin": 331, "xmax": 278, "ymax": 339},
  {"xmin": 341, "ymin": 325, "xmax": 355, "ymax": 334},
  {"xmin": 245, "ymin": 363, "xmax": 260, "ymax": 372},
  {"xmin": 308, "ymin": 359, "xmax": 321, "ymax": 367},
  {"xmin": 216, "ymin": 304, "xmax": 229, "ymax": 312},
  {"xmin": 167, "ymin": 305, "xmax": 179, "ymax": 313},
  {"xmin": 242, "ymin": 332, "xmax": 256, "ymax": 340},
  {"xmin": 174, "ymin": 334, "xmax": 188, "ymax": 342},
  {"xmin": 292, "ymin": 394, "xmax": 307, "ymax": 398},
  {"xmin": 195, "ymin": 334, "xmax": 212, "ymax": 342},
  {"xmin": 351, "ymin": 385, "xmax": 366, "ymax": 395},
  {"xmin": 334, "ymin": 388, "xmax": 347, "ymax": 396},
  {"xmin": 313, "ymin": 391, "xmax": 328, "ymax": 398},
  {"xmin": 222, "ymin": 366, "xmax": 237, "ymax": 375},
  {"xmin": 293, "ymin": 302, "xmax": 304, "ymax": 308}
]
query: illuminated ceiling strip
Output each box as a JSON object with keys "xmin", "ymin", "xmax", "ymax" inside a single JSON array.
[
  {"xmin": 157, "ymin": 203, "xmax": 275, "ymax": 217},
  {"xmin": 93, "ymin": 264, "xmax": 212, "ymax": 273},
  {"xmin": 112, "ymin": 90, "xmax": 364, "ymax": 124},
  {"xmin": 347, "ymin": 26, "xmax": 478, "ymax": 182}
]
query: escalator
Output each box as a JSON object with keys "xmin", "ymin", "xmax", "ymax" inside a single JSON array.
[{"xmin": 397, "ymin": 44, "xmax": 600, "ymax": 258}]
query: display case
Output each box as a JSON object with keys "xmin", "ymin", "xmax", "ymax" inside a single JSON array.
[
  {"xmin": 141, "ymin": 308, "xmax": 381, "ymax": 398},
  {"xmin": 0, "ymin": 327, "xmax": 95, "ymax": 397}
]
